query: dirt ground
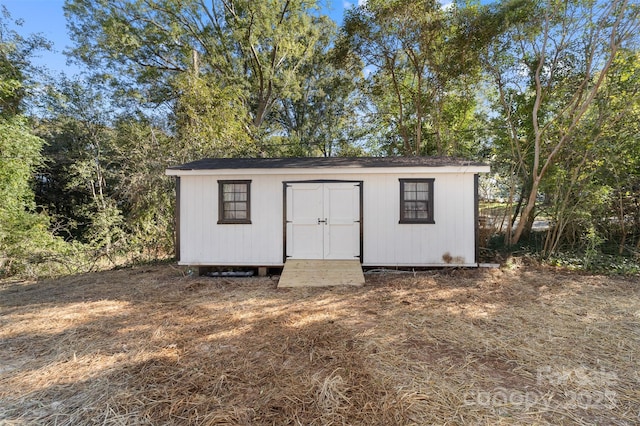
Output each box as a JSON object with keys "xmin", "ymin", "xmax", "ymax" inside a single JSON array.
[{"xmin": 1, "ymin": 262, "xmax": 639, "ymax": 425}]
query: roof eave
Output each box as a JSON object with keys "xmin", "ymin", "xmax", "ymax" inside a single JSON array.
[{"xmin": 165, "ymin": 165, "xmax": 491, "ymax": 176}]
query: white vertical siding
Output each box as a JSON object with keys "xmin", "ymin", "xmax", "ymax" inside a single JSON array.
[
  {"xmin": 180, "ymin": 175, "xmax": 284, "ymax": 265},
  {"xmin": 361, "ymin": 173, "xmax": 475, "ymax": 266},
  {"xmin": 178, "ymin": 171, "xmax": 477, "ymax": 266}
]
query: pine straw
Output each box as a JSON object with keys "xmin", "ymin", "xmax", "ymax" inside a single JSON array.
[{"xmin": 1, "ymin": 263, "xmax": 639, "ymax": 425}]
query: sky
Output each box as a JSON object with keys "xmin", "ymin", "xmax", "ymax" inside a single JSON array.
[
  {"xmin": 2, "ymin": 0, "xmax": 355, "ymax": 77},
  {"xmin": 3, "ymin": 0, "xmax": 72, "ymax": 74}
]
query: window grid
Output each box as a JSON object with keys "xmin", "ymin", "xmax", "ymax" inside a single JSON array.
[
  {"xmin": 399, "ymin": 178, "xmax": 434, "ymax": 224},
  {"xmin": 218, "ymin": 180, "xmax": 251, "ymax": 224}
]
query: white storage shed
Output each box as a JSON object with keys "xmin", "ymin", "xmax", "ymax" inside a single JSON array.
[{"xmin": 165, "ymin": 157, "xmax": 489, "ymax": 270}]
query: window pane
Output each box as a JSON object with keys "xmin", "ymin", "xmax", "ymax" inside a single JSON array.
[
  {"xmin": 227, "ymin": 202, "xmax": 245, "ymax": 211},
  {"xmin": 416, "ymin": 201, "xmax": 428, "ymax": 217},
  {"xmin": 408, "ymin": 182, "xmax": 418, "ymax": 191},
  {"xmin": 404, "ymin": 201, "xmax": 416, "ymax": 218},
  {"xmin": 416, "ymin": 182, "xmax": 429, "ymax": 192},
  {"xmin": 404, "ymin": 207, "xmax": 414, "ymax": 219},
  {"xmin": 224, "ymin": 183, "xmax": 246, "ymax": 193},
  {"xmin": 415, "ymin": 190, "xmax": 428, "ymax": 201}
]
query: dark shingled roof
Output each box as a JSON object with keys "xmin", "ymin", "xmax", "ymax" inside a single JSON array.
[{"xmin": 168, "ymin": 157, "xmax": 487, "ymax": 170}]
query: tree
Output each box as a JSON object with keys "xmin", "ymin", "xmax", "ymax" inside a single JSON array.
[
  {"xmin": 273, "ymin": 17, "xmax": 367, "ymax": 157},
  {"xmin": 584, "ymin": 50, "xmax": 640, "ymax": 255},
  {"xmin": 110, "ymin": 116, "xmax": 176, "ymax": 257},
  {"xmin": 0, "ymin": 7, "xmax": 50, "ymax": 115},
  {"xmin": 38, "ymin": 76, "xmax": 127, "ymax": 255},
  {"xmin": 37, "ymin": 76, "xmax": 180, "ymax": 262},
  {"xmin": 0, "ymin": 8, "xmax": 65, "ymax": 276},
  {"xmin": 485, "ymin": 0, "xmax": 640, "ymax": 245},
  {"xmin": 336, "ymin": 0, "xmax": 499, "ymax": 156},
  {"xmin": 173, "ymin": 72, "xmax": 255, "ymax": 159},
  {"xmin": 64, "ymin": 0, "xmax": 326, "ymax": 150}
]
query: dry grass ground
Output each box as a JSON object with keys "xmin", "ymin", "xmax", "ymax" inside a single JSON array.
[{"xmin": 1, "ymin": 263, "xmax": 639, "ymax": 425}]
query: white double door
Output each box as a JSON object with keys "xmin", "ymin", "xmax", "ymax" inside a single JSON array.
[{"xmin": 286, "ymin": 182, "xmax": 360, "ymax": 260}]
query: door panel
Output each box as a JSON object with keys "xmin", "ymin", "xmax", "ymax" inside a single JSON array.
[
  {"xmin": 287, "ymin": 183, "xmax": 324, "ymax": 259},
  {"xmin": 323, "ymin": 183, "xmax": 360, "ymax": 259},
  {"xmin": 286, "ymin": 182, "xmax": 360, "ymax": 260}
]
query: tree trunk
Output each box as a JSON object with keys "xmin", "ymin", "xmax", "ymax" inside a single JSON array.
[
  {"xmin": 414, "ymin": 73, "xmax": 423, "ymax": 156},
  {"xmin": 387, "ymin": 59, "xmax": 411, "ymax": 155},
  {"xmin": 512, "ymin": 177, "xmax": 540, "ymax": 244},
  {"xmin": 511, "ymin": 183, "xmax": 527, "ymax": 228},
  {"xmin": 616, "ymin": 187, "xmax": 627, "ymax": 255}
]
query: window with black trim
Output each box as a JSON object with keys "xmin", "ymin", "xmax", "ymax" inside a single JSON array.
[
  {"xmin": 399, "ymin": 178, "xmax": 434, "ymax": 224},
  {"xmin": 218, "ymin": 180, "xmax": 251, "ymax": 224}
]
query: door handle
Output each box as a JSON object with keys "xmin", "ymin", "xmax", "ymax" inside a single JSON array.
[{"xmin": 317, "ymin": 218, "xmax": 327, "ymax": 224}]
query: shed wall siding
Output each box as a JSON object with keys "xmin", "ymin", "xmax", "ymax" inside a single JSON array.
[
  {"xmin": 180, "ymin": 175, "xmax": 282, "ymax": 265},
  {"xmin": 362, "ymin": 173, "xmax": 474, "ymax": 266},
  {"xmin": 178, "ymin": 172, "xmax": 476, "ymax": 266}
]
